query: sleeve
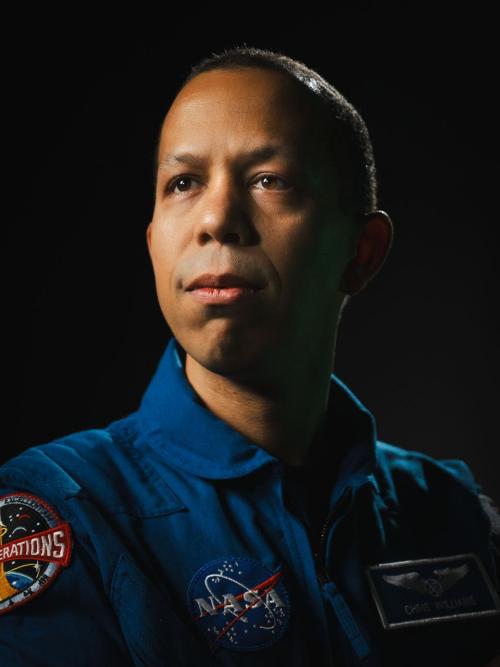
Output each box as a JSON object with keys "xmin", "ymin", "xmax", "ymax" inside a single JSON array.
[{"xmin": 0, "ymin": 482, "xmax": 133, "ymax": 667}]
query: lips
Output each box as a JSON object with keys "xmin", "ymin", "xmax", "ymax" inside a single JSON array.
[
  {"xmin": 185, "ymin": 272, "xmax": 265, "ymax": 291},
  {"xmin": 187, "ymin": 286, "xmax": 258, "ymax": 306}
]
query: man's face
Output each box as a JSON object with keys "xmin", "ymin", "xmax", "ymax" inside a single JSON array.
[{"xmin": 147, "ymin": 67, "xmax": 357, "ymax": 379}]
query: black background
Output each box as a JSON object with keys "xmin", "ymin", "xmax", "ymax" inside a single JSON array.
[{"xmin": 4, "ymin": 9, "xmax": 498, "ymax": 498}]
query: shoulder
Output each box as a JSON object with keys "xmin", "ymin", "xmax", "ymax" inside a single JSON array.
[
  {"xmin": 0, "ymin": 419, "xmax": 132, "ymax": 501},
  {"xmin": 374, "ymin": 439, "xmax": 483, "ymax": 502},
  {"xmin": 373, "ymin": 440, "xmax": 500, "ymax": 560},
  {"xmin": 0, "ymin": 414, "xmax": 182, "ymax": 520},
  {"xmin": 0, "ymin": 414, "xmax": 151, "ymax": 521},
  {"xmin": 372, "ymin": 439, "xmax": 494, "ymax": 540}
]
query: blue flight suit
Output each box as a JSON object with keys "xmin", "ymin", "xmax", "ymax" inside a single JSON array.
[{"xmin": 0, "ymin": 335, "xmax": 499, "ymax": 666}]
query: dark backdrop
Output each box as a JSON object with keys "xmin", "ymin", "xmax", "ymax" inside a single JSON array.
[{"xmin": 5, "ymin": 10, "xmax": 498, "ymax": 498}]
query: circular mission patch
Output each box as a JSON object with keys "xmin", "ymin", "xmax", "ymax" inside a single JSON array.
[
  {"xmin": 0, "ymin": 491, "xmax": 73, "ymax": 614},
  {"xmin": 187, "ymin": 555, "xmax": 291, "ymax": 653}
]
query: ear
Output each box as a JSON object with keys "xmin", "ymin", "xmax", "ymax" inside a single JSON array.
[
  {"xmin": 339, "ymin": 210, "xmax": 394, "ymax": 296},
  {"xmin": 146, "ymin": 221, "xmax": 153, "ymax": 258}
]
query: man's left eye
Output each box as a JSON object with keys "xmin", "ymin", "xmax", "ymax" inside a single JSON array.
[{"xmin": 253, "ymin": 175, "xmax": 291, "ymax": 191}]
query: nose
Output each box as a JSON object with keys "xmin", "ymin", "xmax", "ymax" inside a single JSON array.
[{"xmin": 194, "ymin": 174, "xmax": 256, "ymax": 246}]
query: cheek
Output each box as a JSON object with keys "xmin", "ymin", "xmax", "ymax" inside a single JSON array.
[
  {"xmin": 269, "ymin": 212, "xmax": 347, "ymax": 292},
  {"xmin": 149, "ymin": 213, "xmax": 185, "ymax": 270},
  {"xmin": 148, "ymin": 226, "xmax": 179, "ymax": 303},
  {"xmin": 150, "ymin": 219, "xmax": 176, "ymax": 259}
]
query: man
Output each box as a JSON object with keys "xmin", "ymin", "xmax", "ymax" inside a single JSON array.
[{"xmin": 0, "ymin": 46, "xmax": 499, "ymax": 666}]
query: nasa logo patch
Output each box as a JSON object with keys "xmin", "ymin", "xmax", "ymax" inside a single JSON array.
[
  {"xmin": 0, "ymin": 492, "xmax": 73, "ymax": 614},
  {"xmin": 187, "ymin": 555, "xmax": 291, "ymax": 653}
]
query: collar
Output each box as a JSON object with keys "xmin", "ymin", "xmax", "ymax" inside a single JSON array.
[{"xmin": 136, "ymin": 337, "xmax": 380, "ymax": 493}]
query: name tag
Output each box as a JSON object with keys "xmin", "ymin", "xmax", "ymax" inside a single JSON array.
[{"xmin": 365, "ymin": 553, "xmax": 500, "ymax": 629}]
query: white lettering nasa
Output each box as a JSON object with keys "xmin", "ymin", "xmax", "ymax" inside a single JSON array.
[{"xmin": 194, "ymin": 587, "xmax": 286, "ymax": 618}]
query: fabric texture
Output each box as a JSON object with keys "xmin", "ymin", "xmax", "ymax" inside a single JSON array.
[{"xmin": 0, "ymin": 336, "xmax": 499, "ymax": 666}]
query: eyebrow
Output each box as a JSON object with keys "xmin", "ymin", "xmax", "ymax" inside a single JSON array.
[{"xmin": 157, "ymin": 144, "xmax": 299, "ymax": 172}]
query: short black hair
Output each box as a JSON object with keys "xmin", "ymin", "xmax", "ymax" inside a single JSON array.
[{"xmin": 154, "ymin": 45, "xmax": 378, "ymax": 221}]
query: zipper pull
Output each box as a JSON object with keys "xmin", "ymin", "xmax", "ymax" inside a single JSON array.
[{"xmin": 323, "ymin": 580, "xmax": 372, "ymax": 662}]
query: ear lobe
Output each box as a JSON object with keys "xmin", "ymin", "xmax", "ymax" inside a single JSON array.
[{"xmin": 339, "ymin": 258, "xmax": 366, "ymax": 296}]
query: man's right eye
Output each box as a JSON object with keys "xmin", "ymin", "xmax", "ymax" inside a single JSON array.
[{"xmin": 166, "ymin": 175, "xmax": 199, "ymax": 194}]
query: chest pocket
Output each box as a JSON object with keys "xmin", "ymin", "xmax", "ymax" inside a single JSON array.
[{"xmin": 110, "ymin": 552, "xmax": 215, "ymax": 667}]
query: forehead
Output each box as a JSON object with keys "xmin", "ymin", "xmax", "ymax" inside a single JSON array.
[{"xmin": 157, "ymin": 68, "xmax": 329, "ymax": 164}]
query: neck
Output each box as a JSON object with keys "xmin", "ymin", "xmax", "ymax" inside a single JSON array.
[{"xmin": 183, "ymin": 334, "xmax": 339, "ymax": 467}]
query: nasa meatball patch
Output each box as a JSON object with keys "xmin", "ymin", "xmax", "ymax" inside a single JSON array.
[
  {"xmin": 0, "ymin": 492, "xmax": 73, "ymax": 614},
  {"xmin": 187, "ymin": 555, "xmax": 291, "ymax": 653}
]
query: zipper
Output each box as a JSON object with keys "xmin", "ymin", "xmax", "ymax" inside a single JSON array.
[
  {"xmin": 281, "ymin": 470, "xmax": 372, "ymax": 663},
  {"xmin": 312, "ymin": 487, "xmax": 353, "ymax": 585},
  {"xmin": 280, "ymin": 463, "xmax": 354, "ymax": 586},
  {"xmin": 312, "ymin": 485, "xmax": 373, "ymax": 663}
]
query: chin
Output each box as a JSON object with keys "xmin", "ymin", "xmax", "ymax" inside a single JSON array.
[{"xmin": 182, "ymin": 327, "xmax": 268, "ymax": 379}]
